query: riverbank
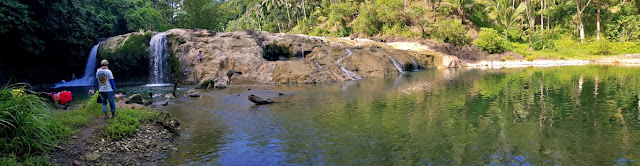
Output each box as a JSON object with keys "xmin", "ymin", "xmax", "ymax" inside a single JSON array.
[
  {"xmin": 48, "ymin": 95, "xmax": 180, "ymax": 165},
  {"xmin": 0, "ymin": 87, "xmax": 179, "ymax": 165}
]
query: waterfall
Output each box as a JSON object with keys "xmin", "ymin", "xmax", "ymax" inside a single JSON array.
[
  {"xmin": 409, "ymin": 57, "xmax": 419, "ymax": 71},
  {"xmin": 335, "ymin": 49, "xmax": 362, "ymax": 80},
  {"xmin": 148, "ymin": 32, "xmax": 171, "ymax": 86},
  {"xmin": 53, "ymin": 43, "xmax": 101, "ymax": 88},
  {"xmin": 388, "ymin": 57, "xmax": 405, "ymax": 73}
]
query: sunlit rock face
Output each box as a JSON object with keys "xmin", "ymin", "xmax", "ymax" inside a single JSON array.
[{"xmin": 103, "ymin": 28, "xmax": 455, "ymax": 85}]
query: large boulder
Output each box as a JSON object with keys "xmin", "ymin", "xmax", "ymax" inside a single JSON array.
[
  {"xmin": 125, "ymin": 94, "xmax": 144, "ymax": 104},
  {"xmin": 214, "ymin": 79, "xmax": 228, "ymax": 89}
]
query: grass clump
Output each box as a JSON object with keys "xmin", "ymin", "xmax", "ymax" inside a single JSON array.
[
  {"xmin": 0, "ymin": 84, "xmax": 55, "ymax": 156},
  {"xmin": 106, "ymin": 109, "xmax": 158, "ymax": 141},
  {"xmin": 53, "ymin": 94, "xmax": 103, "ymax": 132}
]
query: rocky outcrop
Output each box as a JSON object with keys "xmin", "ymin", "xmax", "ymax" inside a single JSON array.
[
  {"xmin": 101, "ymin": 28, "xmax": 454, "ymax": 85},
  {"xmin": 125, "ymin": 94, "xmax": 143, "ymax": 104},
  {"xmin": 98, "ymin": 32, "xmax": 154, "ymax": 82}
]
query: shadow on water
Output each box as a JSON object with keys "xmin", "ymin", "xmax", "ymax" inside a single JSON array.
[{"xmin": 158, "ymin": 65, "xmax": 640, "ymax": 165}]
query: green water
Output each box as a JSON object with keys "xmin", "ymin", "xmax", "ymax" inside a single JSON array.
[{"xmin": 158, "ymin": 65, "xmax": 640, "ymax": 165}]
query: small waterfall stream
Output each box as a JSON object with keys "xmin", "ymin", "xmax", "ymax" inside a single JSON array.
[
  {"xmin": 53, "ymin": 43, "xmax": 101, "ymax": 88},
  {"xmin": 336, "ymin": 49, "xmax": 362, "ymax": 80},
  {"xmin": 148, "ymin": 32, "xmax": 171, "ymax": 86},
  {"xmin": 388, "ymin": 56, "xmax": 405, "ymax": 73},
  {"xmin": 409, "ymin": 57, "xmax": 419, "ymax": 71}
]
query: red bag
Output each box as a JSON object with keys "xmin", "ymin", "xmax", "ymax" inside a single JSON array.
[{"xmin": 59, "ymin": 91, "xmax": 73, "ymax": 104}]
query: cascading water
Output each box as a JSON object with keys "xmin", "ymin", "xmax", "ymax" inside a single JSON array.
[
  {"xmin": 148, "ymin": 32, "xmax": 171, "ymax": 86},
  {"xmin": 336, "ymin": 49, "xmax": 362, "ymax": 80},
  {"xmin": 53, "ymin": 43, "xmax": 101, "ymax": 88},
  {"xmin": 388, "ymin": 56, "xmax": 405, "ymax": 73},
  {"xmin": 409, "ymin": 57, "xmax": 419, "ymax": 71}
]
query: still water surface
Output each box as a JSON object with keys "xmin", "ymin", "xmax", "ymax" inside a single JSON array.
[{"xmin": 158, "ymin": 65, "xmax": 640, "ymax": 165}]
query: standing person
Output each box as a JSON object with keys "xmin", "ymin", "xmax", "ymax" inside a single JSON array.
[
  {"xmin": 96, "ymin": 60, "xmax": 117, "ymax": 119},
  {"xmin": 198, "ymin": 51, "xmax": 203, "ymax": 63}
]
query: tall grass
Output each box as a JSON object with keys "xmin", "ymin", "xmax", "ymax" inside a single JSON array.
[{"xmin": 0, "ymin": 84, "xmax": 55, "ymax": 156}]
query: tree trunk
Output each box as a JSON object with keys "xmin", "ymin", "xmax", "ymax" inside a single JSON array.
[
  {"xmin": 596, "ymin": 1, "xmax": 601, "ymax": 41},
  {"xmin": 505, "ymin": 27, "xmax": 509, "ymax": 39},
  {"xmin": 580, "ymin": 22, "xmax": 585, "ymax": 43},
  {"xmin": 541, "ymin": 0, "xmax": 544, "ymax": 49},
  {"xmin": 526, "ymin": 0, "xmax": 535, "ymax": 50},
  {"xmin": 285, "ymin": 0, "xmax": 291, "ymax": 26},
  {"xmin": 302, "ymin": 0, "xmax": 307, "ymax": 18},
  {"xmin": 576, "ymin": 0, "xmax": 592, "ymax": 43}
]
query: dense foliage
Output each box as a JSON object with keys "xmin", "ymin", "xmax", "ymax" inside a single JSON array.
[
  {"xmin": 474, "ymin": 28, "xmax": 509, "ymax": 54},
  {"xmin": 1, "ymin": 0, "xmax": 640, "ymax": 83}
]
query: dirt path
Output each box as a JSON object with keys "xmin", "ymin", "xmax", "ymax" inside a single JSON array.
[{"xmin": 50, "ymin": 117, "xmax": 107, "ymax": 165}]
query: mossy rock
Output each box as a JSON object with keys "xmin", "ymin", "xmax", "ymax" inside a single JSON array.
[{"xmin": 98, "ymin": 32, "xmax": 154, "ymax": 82}]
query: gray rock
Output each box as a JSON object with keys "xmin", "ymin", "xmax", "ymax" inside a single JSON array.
[
  {"xmin": 160, "ymin": 100, "xmax": 169, "ymax": 106},
  {"xmin": 125, "ymin": 94, "xmax": 143, "ymax": 104},
  {"xmin": 85, "ymin": 153, "xmax": 100, "ymax": 161},
  {"xmin": 188, "ymin": 92, "xmax": 200, "ymax": 97},
  {"xmin": 196, "ymin": 79, "xmax": 215, "ymax": 89},
  {"xmin": 214, "ymin": 79, "xmax": 228, "ymax": 89},
  {"xmin": 165, "ymin": 94, "xmax": 175, "ymax": 99},
  {"xmin": 142, "ymin": 100, "xmax": 152, "ymax": 106}
]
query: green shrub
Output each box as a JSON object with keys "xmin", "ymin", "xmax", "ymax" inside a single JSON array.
[
  {"xmin": 532, "ymin": 34, "xmax": 557, "ymax": 51},
  {"xmin": 474, "ymin": 28, "xmax": 509, "ymax": 54},
  {"xmin": 309, "ymin": 27, "xmax": 329, "ymax": 36},
  {"xmin": 430, "ymin": 19, "xmax": 469, "ymax": 46},
  {"xmin": 525, "ymin": 56, "xmax": 537, "ymax": 61},
  {"xmin": 587, "ymin": 41, "xmax": 613, "ymax": 55},
  {"xmin": 329, "ymin": 25, "xmax": 353, "ymax": 37},
  {"xmin": 0, "ymin": 85, "xmax": 54, "ymax": 156},
  {"xmin": 352, "ymin": 5, "xmax": 381, "ymax": 36},
  {"xmin": 381, "ymin": 23, "xmax": 412, "ymax": 37}
]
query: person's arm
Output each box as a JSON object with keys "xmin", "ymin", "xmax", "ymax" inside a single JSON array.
[{"xmin": 110, "ymin": 79, "xmax": 116, "ymax": 92}]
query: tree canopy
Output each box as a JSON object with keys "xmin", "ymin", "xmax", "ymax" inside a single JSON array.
[{"xmin": 1, "ymin": 0, "xmax": 639, "ymax": 83}]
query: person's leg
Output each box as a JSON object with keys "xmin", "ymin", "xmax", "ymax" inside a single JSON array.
[
  {"xmin": 100, "ymin": 92, "xmax": 109, "ymax": 119},
  {"xmin": 107, "ymin": 91, "xmax": 116, "ymax": 117}
]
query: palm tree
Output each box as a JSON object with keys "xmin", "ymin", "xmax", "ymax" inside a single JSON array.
[
  {"xmin": 486, "ymin": 0, "xmax": 527, "ymax": 39},
  {"xmin": 441, "ymin": 0, "xmax": 476, "ymax": 24}
]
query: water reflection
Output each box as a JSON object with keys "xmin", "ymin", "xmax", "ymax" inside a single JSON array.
[{"xmin": 159, "ymin": 65, "xmax": 640, "ymax": 165}]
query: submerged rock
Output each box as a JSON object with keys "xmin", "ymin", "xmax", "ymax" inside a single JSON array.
[
  {"xmin": 160, "ymin": 100, "xmax": 169, "ymax": 106},
  {"xmin": 248, "ymin": 94, "xmax": 274, "ymax": 105},
  {"xmin": 188, "ymin": 92, "xmax": 200, "ymax": 97}
]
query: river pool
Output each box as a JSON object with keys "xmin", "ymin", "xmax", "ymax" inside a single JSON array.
[{"xmin": 157, "ymin": 65, "xmax": 640, "ymax": 165}]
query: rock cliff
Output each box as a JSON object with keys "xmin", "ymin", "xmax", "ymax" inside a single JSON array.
[{"xmin": 100, "ymin": 29, "xmax": 459, "ymax": 85}]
